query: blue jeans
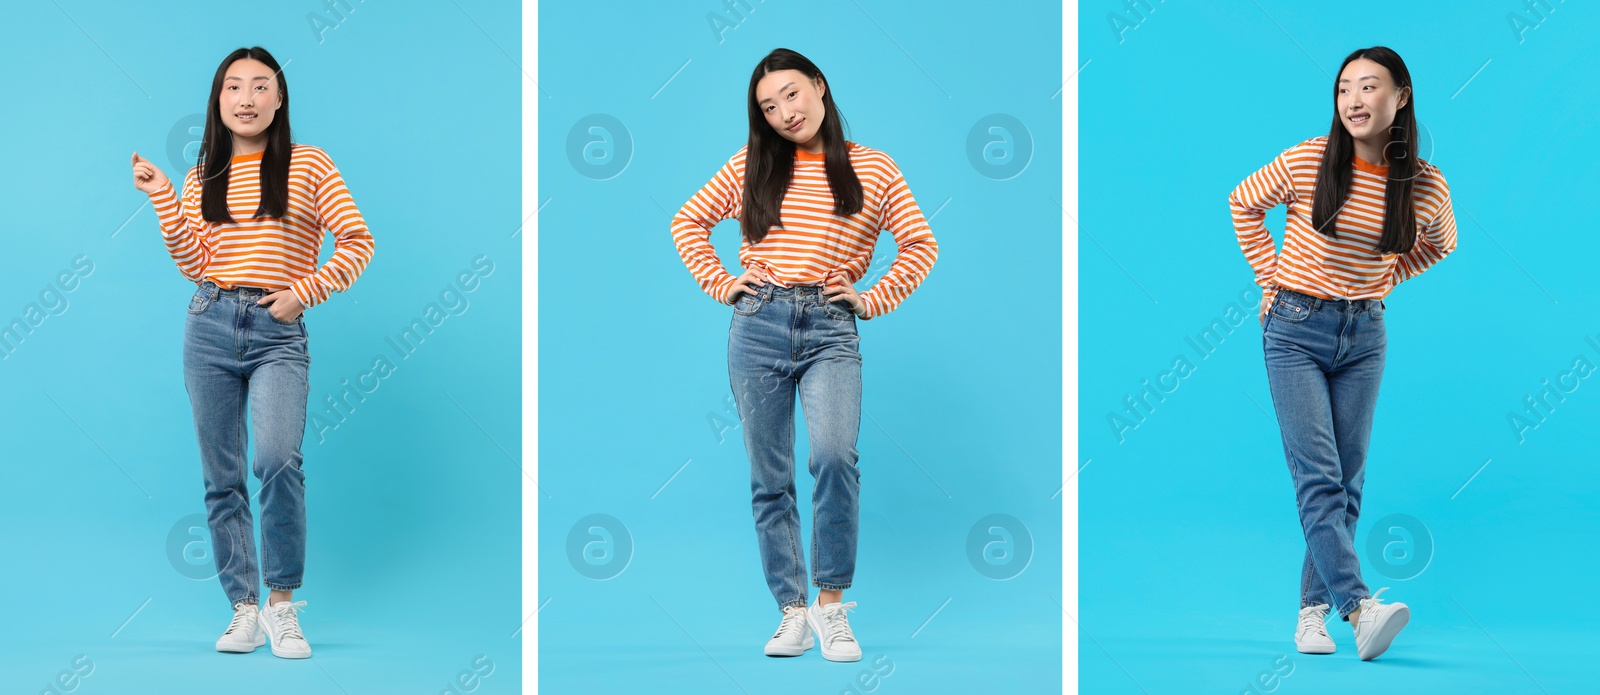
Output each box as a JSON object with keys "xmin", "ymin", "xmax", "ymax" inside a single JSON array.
[
  {"xmin": 728, "ymin": 284, "xmax": 863, "ymax": 610},
  {"xmin": 1262, "ymin": 287, "xmax": 1385, "ymax": 621},
  {"xmin": 183, "ymin": 280, "xmax": 311, "ymax": 607}
]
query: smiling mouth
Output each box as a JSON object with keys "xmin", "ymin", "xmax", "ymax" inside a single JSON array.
[
  {"xmin": 1349, "ymin": 113, "xmax": 1370, "ymax": 124},
  {"xmin": 787, "ymin": 118, "xmax": 805, "ymax": 132},
  {"xmin": 236, "ymin": 113, "xmax": 257, "ymax": 122}
]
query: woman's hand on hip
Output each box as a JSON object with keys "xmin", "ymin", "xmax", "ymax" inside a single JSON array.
[
  {"xmin": 823, "ymin": 269, "xmax": 864, "ymax": 317},
  {"xmin": 726, "ymin": 267, "xmax": 770, "ymax": 304},
  {"xmin": 257, "ymin": 290, "xmax": 306, "ymax": 322}
]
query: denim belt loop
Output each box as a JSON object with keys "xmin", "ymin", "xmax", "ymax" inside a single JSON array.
[
  {"xmin": 1284, "ymin": 288, "xmax": 1385, "ymax": 314},
  {"xmin": 1285, "ymin": 288, "xmax": 1323, "ymax": 311}
]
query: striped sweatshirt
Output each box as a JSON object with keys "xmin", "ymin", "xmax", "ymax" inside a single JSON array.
[
  {"xmin": 147, "ymin": 144, "xmax": 375, "ymax": 309},
  {"xmin": 671, "ymin": 142, "xmax": 938, "ymax": 320},
  {"xmin": 1230, "ymin": 135, "xmax": 1457, "ymax": 321}
]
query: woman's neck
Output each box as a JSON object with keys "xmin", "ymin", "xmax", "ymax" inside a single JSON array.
[
  {"xmin": 232, "ymin": 134, "xmax": 268, "ymax": 156},
  {"xmin": 1352, "ymin": 137, "xmax": 1388, "ymax": 168}
]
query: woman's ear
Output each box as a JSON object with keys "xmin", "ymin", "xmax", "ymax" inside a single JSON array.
[{"xmin": 1396, "ymin": 85, "xmax": 1410, "ymax": 111}]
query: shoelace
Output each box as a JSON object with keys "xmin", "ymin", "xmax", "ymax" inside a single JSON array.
[
  {"xmin": 819, "ymin": 601, "xmax": 858, "ymax": 644},
  {"xmin": 1297, "ymin": 603, "xmax": 1330, "ymax": 636},
  {"xmin": 772, "ymin": 607, "xmax": 807, "ymax": 640},
  {"xmin": 1356, "ymin": 587, "xmax": 1391, "ymax": 618},
  {"xmin": 223, "ymin": 604, "xmax": 255, "ymax": 636},
  {"xmin": 268, "ymin": 600, "xmax": 308, "ymax": 641}
]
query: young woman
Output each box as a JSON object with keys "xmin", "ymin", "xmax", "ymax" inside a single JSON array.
[
  {"xmin": 671, "ymin": 48, "xmax": 938, "ymax": 662},
  {"xmin": 131, "ymin": 46, "xmax": 375, "ymax": 659},
  {"xmin": 1230, "ymin": 46, "xmax": 1456, "ymax": 661}
]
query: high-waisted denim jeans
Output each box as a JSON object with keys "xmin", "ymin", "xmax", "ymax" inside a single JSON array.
[
  {"xmin": 183, "ymin": 280, "xmax": 311, "ymax": 607},
  {"xmin": 1262, "ymin": 287, "xmax": 1385, "ymax": 621},
  {"xmin": 728, "ymin": 283, "xmax": 863, "ymax": 610}
]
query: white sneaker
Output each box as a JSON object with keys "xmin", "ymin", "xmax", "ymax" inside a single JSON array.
[
  {"xmin": 763, "ymin": 606, "xmax": 813, "ymax": 657},
  {"xmin": 259, "ymin": 600, "xmax": 312, "ymax": 659},
  {"xmin": 1352, "ymin": 588, "xmax": 1409, "ymax": 661},
  {"xmin": 1294, "ymin": 603, "xmax": 1335, "ymax": 654},
  {"xmin": 806, "ymin": 598, "xmax": 862, "ymax": 662},
  {"xmin": 215, "ymin": 602, "xmax": 265, "ymax": 653}
]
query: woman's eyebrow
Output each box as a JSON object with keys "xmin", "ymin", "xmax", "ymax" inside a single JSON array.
[
  {"xmin": 1338, "ymin": 75, "xmax": 1379, "ymax": 83},
  {"xmin": 758, "ymin": 82, "xmax": 796, "ymax": 105}
]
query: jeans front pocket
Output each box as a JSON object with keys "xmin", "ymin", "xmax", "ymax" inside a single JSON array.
[
  {"xmin": 1271, "ymin": 294, "xmax": 1313, "ymax": 323},
  {"xmin": 733, "ymin": 291, "xmax": 764, "ymax": 316},
  {"xmin": 187, "ymin": 289, "xmax": 212, "ymax": 315},
  {"xmin": 822, "ymin": 299, "xmax": 854, "ymax": 321}
]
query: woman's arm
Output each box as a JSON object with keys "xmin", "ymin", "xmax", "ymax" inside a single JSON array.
[
  {"xmin": 670, "ymin": 151, "xmax": 743, "ymax": 304},
  {"xmin": 290, "ymin": 157, "xmax": 375, "ymax": 309},
  {"xmin": 856, "ymin": 169, "xmax": 937, "ymax": 320},
  {"xmin": 1391, "ymin": 168, "xmax": 1457, "ymax": 285},
  {"xmin": 1229, "ymin": 149, "xmax": 1296, "ymax": 321},
  {"xmin": 148, "ymin": 167, "xmax": 213, "ymax": 283}
]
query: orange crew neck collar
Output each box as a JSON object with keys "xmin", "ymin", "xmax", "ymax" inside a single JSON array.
[
  {"xmin": 231, "ymin": 150, "xmax": 265, "ymax": 162},
  {"xmin": 794, "ymin": 141, "xmax": 850, "ymax": 162},
  {"xmin": 1353, "ymin": 154, "xmax": 1389, "ymax": 176}
]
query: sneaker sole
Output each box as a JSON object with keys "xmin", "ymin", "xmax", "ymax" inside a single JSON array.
[
  {"xmin": 818, "ymin": 648, "xmax": 862, "ymax": 662},
  {"xmin": 763, "ymin": 641, "xmax": 812, "ymax": 657},
  {"xmin": 1295, "ymin": 640, "xmax": 1335, "ymax": 655},
  {"xmin": 215, "ymin": 635, "xmax": 264, "ymax": 653},
  {"xmin": 265, "ymin": 632, "xmax": 311, "ymax": 659},
  {"xmin": 268, "ymin": 644, "xmax": 312, "ymax": 659},
  {"xmin": 1357, "ymin": 606, "xmax": 1409, "ymax": 661}
]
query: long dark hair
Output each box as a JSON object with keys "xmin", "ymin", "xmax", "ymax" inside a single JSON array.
[
  {"xmin": 738, "ymin": 48, "xmax": 862, "ymax": 244},
  {"xmin": 198, "ymin": 46, "xmax": 293, "ymax": 223},
  {"xmin": 1310, "ymin": 46, "xmax": 1417, "ymax": 255}
]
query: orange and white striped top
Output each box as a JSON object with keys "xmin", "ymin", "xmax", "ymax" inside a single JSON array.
[
  {"xmin": 1230, "ymin": 135, "xmax": 1457, "ymax": 321},
  {"xmin": 147, "ymin": 144, "xmax": 375, "ymax": 309},
  {"xmin": 671, "ymin": 141, "xmax": 938, "ymax": 320}
]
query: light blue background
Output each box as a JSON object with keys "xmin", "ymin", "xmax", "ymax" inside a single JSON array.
[
  {"xmin": 538, "ymin": 1, "xmax": 1061, "ymax": 692},
  {"xmin": 0, "ymin": 2, "xmax": 522, "ymax": 692},
  {"xmin": 1081, "ymin": 1, "xmax": 1599, "ymax": 692}
]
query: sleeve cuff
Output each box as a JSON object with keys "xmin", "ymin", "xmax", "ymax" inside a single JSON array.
[
  {"xmin": 148, "ymin": 180, "xmax": 178, "ymax": 213},
  {"xmin": 716, "ymin": 277, "xmax": 736, "ymax": 305},
  {"xmin": 289, "ymin": 280, "xmax": 317, "ymax": 310}
]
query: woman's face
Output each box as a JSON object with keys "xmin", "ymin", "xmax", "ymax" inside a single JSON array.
[
  {"xmin": 1337, "ymin": 58, "xmax": 1408, "ymax": 142},
  {"xmin": 219, "ymin": 58, "xmax": 281, "ymax": 139},
  {"xmin": 756, "ymin": 69, "xmax": 826, "ymax": 148}
]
